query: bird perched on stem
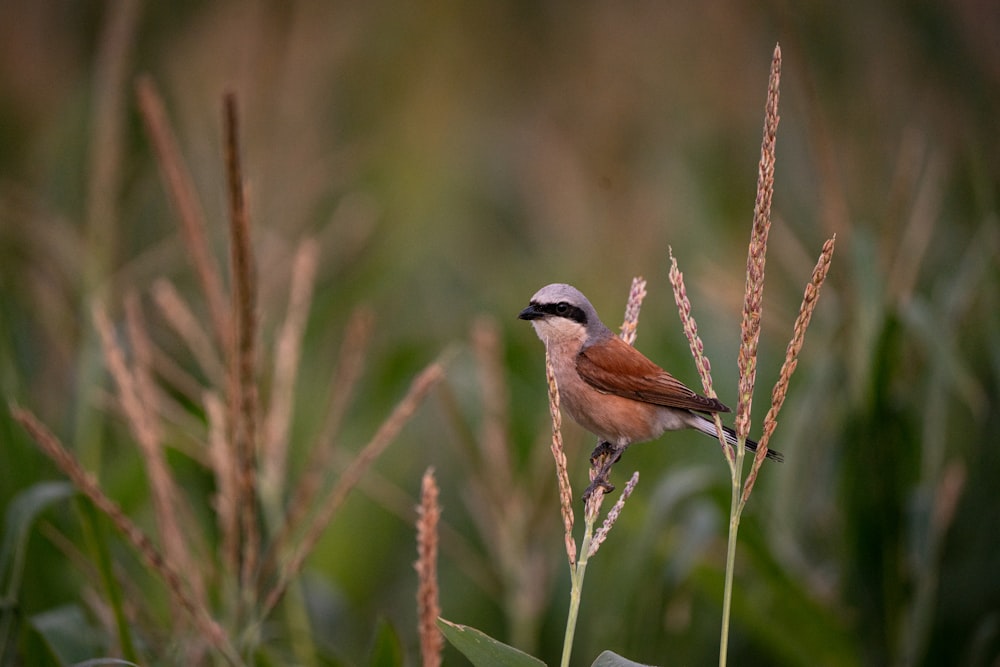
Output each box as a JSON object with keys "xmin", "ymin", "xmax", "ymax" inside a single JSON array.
[{"xmin": 519, "ymin": 283, "xmax": 782, "ymax": 500}]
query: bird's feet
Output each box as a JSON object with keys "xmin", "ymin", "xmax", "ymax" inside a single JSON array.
[
  {"xmin": 589, "ymin": 440, "xmax": 620, "ymax": 466},
  {"xmin": 582, "ymin": 475, "xmax": 615, "ymax": 503},
  {"xmin": 584, "ymin": 441, "xmax": 621, "ymax": 503}
]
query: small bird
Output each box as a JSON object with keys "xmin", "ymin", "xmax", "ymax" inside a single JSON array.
[{"xmin": 518, "ymin": 283, "xmax": 782, "ymax": 498}]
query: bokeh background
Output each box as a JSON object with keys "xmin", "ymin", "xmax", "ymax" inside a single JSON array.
[{"xmin": 2, "ymin": 1, "xmax": 999, "ymax": 665}]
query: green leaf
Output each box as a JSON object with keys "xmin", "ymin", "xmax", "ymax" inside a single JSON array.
[
  {"xmin": 437, "ymin": 618, "xmax": 546, "ymax": 667},
  {"xmin": 590, "ymin": 651, "xmax": 657, "ymax": 667},
  {"xmin": 27, "ymin": 604, "xmax": 104, "ymax": 664},
  {"xmin": 0, "ymin": 481, "xmax": 74, "ymax": 590},
  {"xmin": 368, "ymin": 618, "xmax": 404, "ymax": 667}
]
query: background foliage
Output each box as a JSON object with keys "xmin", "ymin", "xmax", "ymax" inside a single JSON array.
[{"xmin": 1, "ymin": 1, "xmax": 998, "ymax": 665}]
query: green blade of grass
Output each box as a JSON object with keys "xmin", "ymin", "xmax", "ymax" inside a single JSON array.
[{"xmin": 438, "ymin": 618, "xmax": 546, "ymax": 667}]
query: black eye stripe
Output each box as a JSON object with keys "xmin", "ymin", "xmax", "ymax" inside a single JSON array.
[{"xmin": 534, "ymin": 301, "xmax": 588, "ymax": 325}]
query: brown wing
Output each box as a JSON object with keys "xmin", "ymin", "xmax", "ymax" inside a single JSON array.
[{"xmin": 576, "ymin": 336, "xmax": 730, "ymax": 413}]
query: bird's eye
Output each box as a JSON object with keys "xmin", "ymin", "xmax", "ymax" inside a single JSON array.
[{"xmin": 555, "ymin": 302, "xmax": 569, "ymax": 315}]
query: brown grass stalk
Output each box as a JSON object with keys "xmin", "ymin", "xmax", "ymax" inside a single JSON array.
[
  {"xmin": 205, "ymin": 390, "xmax": 240, "ymax": 573},
  {"xmin": 145, "ymin": 334, "xmax": 213, "ymax": 425},
  {"xmin": 471, "ymin": 317, "xmax": 515, "ymax": 499},
  {"xmin": 742, "ymin": 235, "xmax": 836, "ymax": 503},
  {"xmin": 736, "ymin": 43, "xmax": 781, "ymax": 443},
  {"xmin": 151, "ymin": 279, "xmax": 225, "ymax": 385},
  {"xmin": 121, "ymin": 294, "xmax": 206, "ymax": 603},
  {"xmin": 582, "ymin": 479, "xmax": 607, "ymax": 525},
  {"xmin": 310, "ymin": 307, "xmax": 376, "ymax": 463},
  {"xmin": 545, "ymin": 351, "xmax": 577, "ymax": 567},
  {"xmin": 223, "ymin": 92, "xmax": 261, "ymax": 594},
  {"xmin": 588, "ymin": 472, "xmax": 639, "ymax": 558},
  {"xmin": 83, "ymin": 0, "xmax": 138, "ymax": 292},
  {"xmin": 261, "ymin": 238, "xmax": 319, "ymax": 500},
  {"xmin": 718, "ymin": 46, "xmax": 785, "ymax": 667},
  {"xmin": 10, "ymin": 406, "xmax": 235, "ymax": 660},
  {"xmin": 94, "ymin": 301, "xmax": 160, "ymax": 448},
  {"xmin": 265, "ymin": 306, "xmax": 375, "ymax": 576},
  {"xmin": 263, "ymin": 359, "xmax": 446, "ymax": 615},
  {"xmin": 619, "ymin": 277, "xmax": 647, "ymax": 346},
  {"xmin": 94, "ymin": 301, "xmax": 206, "ymax": 611},
  {"xmin": 136, "ymin": 76, "xmax": 229, "ymax": 346},
  {"xmin": 415, "ymin": 468, "xmax": 443, "ymax": 667},
  {"xmin": 669, "ymin": 250, "xmax": 732, "ymax": 465},
  {"xmin": 669, "ymin": 250, "xmax": 716, "ymax": 398}
]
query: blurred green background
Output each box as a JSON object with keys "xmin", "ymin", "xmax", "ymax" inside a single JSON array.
[{"xmin": 1, "ymin": 1, "xmax": 998, "ymax": 665}]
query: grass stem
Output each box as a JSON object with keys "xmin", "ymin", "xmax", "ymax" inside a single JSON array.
[
  {"xmin": 719, "ymin": 431, "xmax": 746, "ymax": 666},
  {"xmin": 560, "ymin": 515, "xmax": 595, "ymax": 667}
]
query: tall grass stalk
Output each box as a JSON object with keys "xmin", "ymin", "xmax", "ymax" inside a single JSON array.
[
  {"xmin": 723, "ymin": 43, "xmax": 781, "ymax": 665},
  {"xmin": 12, "ymin": 84, "xmax": 445, "ymax": 663},
  {"xmin": 72, "ymin": 4, "xmax": 141, "ymax": 660},
  {"xmin": 415, "ymin": 468, "xmax": 444, "ymax": 667},
  {"xmin": 669, "ymin": 44, "xmax": 836, "ymax": 666}
]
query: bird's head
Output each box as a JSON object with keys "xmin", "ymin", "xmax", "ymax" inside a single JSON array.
[{"xmin": 518, "ymin": 283, "xmax": 607, "ymax": 346}]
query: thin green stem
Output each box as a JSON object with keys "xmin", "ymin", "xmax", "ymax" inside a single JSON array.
[
  {"xmin": 718, "ymin": 417, "xmax": 747, "ymax": 667},
  {"xmin": 560, "ymin": 507, "xmax": 598, "ymax": 667},
  {"xmin": 718, "ymin": 474, "xmax": 742, "ymax": 666}
]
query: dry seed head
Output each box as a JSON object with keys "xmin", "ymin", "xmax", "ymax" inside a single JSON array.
[
  {"xmin": 262, "ymin": 238, "xmax": 319, "ymax": 500},
  {"xmin": 472, "ymin": 316, "xmax": 514, "ymax": 495},
  {"xmin": 546, "ymin": 351, "xmax": 577, "ymax": 566},
  {"xmin": 583, "ymin": 476, "xmax": 607, "ymax": 525},
  {"xmin": 205, "ymin": 390, "xmax": 240, "ymax": 572},
  {"xmin": 736, "ymin": 43, "xmax": 782, "ymax": 442},
  {"xmin": 669, "ymin": 249, "xmax": 716, "ymax": 399},
  {"xmin": 415, "ymin": 468, "xmax": 443, "ymax": 667},
  {"xmin": 742, "ymin": 235, "xmax": 835, "ymax": 503},
  {"xmin": 136, "ymin": 77, "xmax": 229, "ymax": 346},
  {"xmin": 223, "ymin": 92, "xmax": 261, "ymax": 595},
  {"xmin": 761, "ymin": 235, "xmax": 835, "ymax": 451},
  {"xmin": 588, "ymin": 472, "xmax": 639, "ymax": 557},
  {"xmin": 619, "ymin": 277, "xmax": 647, "ymax": 346}
]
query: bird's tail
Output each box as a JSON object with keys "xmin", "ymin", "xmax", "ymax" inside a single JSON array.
[{"xmin": 691, "ymin": 414, "xmax": 784, "ymax": 462}]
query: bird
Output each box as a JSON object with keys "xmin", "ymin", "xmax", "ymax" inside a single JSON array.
[{"xmin": 518, "ymin": 283, "xmax": 783, "ymax": 499}]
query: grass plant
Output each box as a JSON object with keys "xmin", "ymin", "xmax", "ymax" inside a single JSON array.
[
  {"xmin": 11, "ymin": 83, "xmax": 445, "ymax": 665},
  {"xmin": 665, "ymin": 45, "xmax": 836, "ymax": 666}
]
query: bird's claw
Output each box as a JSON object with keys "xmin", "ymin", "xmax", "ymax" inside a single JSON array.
[
  {"xmin": 582, "ymin": 476, "xmax": 615, "ymax": 503},
  {"xmin": 589, "ymin": 440, "xmax": 616, "ymax": 466},
  {"xmin": 584, "ymin": 440, "xmax": 623, "ymax": 502}
]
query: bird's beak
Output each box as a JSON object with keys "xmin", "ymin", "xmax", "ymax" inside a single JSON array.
[{"xmin": 518, "ymin": 304, "xmax": 543, "ymax": 321}]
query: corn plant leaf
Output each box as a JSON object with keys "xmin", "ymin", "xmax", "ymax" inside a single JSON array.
[
  {"xmin": 0, "ymin": 481, "xmax": 74, "ymax": 591},
  {"xmin": 437, "ymin": 618, "xmax": 546, "ymax": 667},
  {"xmin": 27, "ymin": 604, "xmax": 105, "ymax": 664},
  {"xmin": 368, "ymin": 617, "xmax": 404, "ymax": 667},
  {"xmin": 591, "ymin": 651, "xmax": 657, "ymax": 666}
]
